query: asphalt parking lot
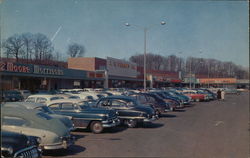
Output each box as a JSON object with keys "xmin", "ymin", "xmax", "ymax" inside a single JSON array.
[{"xmin": 43, "ymin": 92, "xmax": 249, "ymax": 158}]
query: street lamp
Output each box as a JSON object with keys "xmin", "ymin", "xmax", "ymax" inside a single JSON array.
[
  {"xmin": 125, "ymin": 21, "xmax": 166, "ymax": 91},
  {"xmin": 189, "ymin": 51, "xmax": 202, "ymax": 89}
]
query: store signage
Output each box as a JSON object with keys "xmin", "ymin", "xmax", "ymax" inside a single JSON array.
[
  {"xmin": 33, "ymin": 65, "xmax": 64, "ymax": 75},
  {"xmin": 107, "ymin": 57, "xmax": 137, "ymax": 78},
  {"xmin": 87, "ymin": 72, "xmax": 105, "ymax": 78},
  {"xmin": 0, "ymin": 62, "xmax": 64, "ymax": 76},
  {"xmin": 199, "ymin": 78, "xmax": 236, "ymax": 84},
  {"xmin": 0, "ymin": 62, "xmax": 30, "ymax": 73}
]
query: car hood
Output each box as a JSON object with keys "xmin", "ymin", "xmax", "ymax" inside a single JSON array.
[{"xmin": 50, "ymin": 114, "xmax": 73, "ymax": 129}]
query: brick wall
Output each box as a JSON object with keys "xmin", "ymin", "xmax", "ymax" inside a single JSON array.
[{"xmin": 68, "ymin": 57, "xmax": 96, "ymax": 71}]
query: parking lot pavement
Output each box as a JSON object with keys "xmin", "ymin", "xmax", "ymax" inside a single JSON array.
[{"xmin": 43, "ymin": 92, "xmax": 249, "ymax": 158}]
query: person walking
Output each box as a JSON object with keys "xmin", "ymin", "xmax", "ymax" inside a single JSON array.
[
  {"xmin": 217, "ymin": 89, "xmax": 221, "ymax": 100},
  {"xmin": 221, "ymin": 89, "xmax": 225, "ymax": 101}
]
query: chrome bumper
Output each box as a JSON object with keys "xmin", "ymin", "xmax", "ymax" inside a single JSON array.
[
  {"xmin": 102, "ymin": 118, "xmax": 120, "ymax": 128},
  {"xmin": 143, "ymin": 115, "xmax": 158, "ymax": 122},
  {"xmin": 14, "ymin": 146, "xmax": 41, "ymax": 158},
  {"xmin": 43, "ymin": 136, "xmax": 74, "ymax": 150}
]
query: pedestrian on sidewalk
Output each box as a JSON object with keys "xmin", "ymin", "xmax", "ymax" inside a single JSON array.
[
  {"xmin": 221, "ymin": 89, "xmax": 225, "ymax": 101},
  {"xmin": 217, "ymin": 89, "xmax": 221, "ymax": 100}
]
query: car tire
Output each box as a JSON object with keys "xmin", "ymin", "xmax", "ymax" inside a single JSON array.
[
  {"xmin": 90, "ymin": 121, "xmax": 103, "ymax": 134},
  {"xmin": 125, "ymin": 119, "xmax": 137, "ymax": 128}
]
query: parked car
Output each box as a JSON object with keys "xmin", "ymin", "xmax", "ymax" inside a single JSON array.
[
  {"xmin": 96, "ymin": 95, "xmax": 158, "ymax": 128},
  {"xmin": 182, "ymin": 92, "xmax": 208, "ymax": 102},
  {"xmin": 224, "ymin": 88, "xmax": 241, "ymax": 95},
  {"xmin": 128, "ymin": 93, "xmax": 169, "ymax": 116},
  {"xmin": 166, "ymin": 90, "xmax": 191, "ymax": 105},
  {"xmin": 148, "ymin": 92, "xmax": 181, "ymax": 110},
  {"xmin": 26, "ymin": 94, "xmax": 64, "ymax": 105},
  {"xmin": 2, "ymin": 90, "xmax": 24, "ymax": 102},
  {"xmin": 18, "ymin": 90, "xmax": 31, "ymax": 99},
  {"xmin": 1, "ymin": 130, "xmax": 42, "ymax": 158},
  {"xmin": 46, "ymin": 99, "xmax": 120, "ymax": 134},
  {"xmin": 3, "ymin": 102, "xmax": 75, "ymax": 131},
  {"xmin": 1, "ymin": 106, "xmax": 74, "ymax": 150}
]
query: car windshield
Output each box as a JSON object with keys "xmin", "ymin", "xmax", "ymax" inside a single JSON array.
[
  {"xmin": 36, "ymin": 112, "xmax": 52, "ymax": 120},
  {"xmin": 35, "ymin": 106, "xmax": 55, "ymax": 114},
  {"xmin": 77, "ymin": 101, "xmax": 91, "ymax": 109}
]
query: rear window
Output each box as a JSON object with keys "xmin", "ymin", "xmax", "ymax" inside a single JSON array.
[
  {"xmin": 36, "ymin": 112, "xmax": 52, "ymax": 120},
  {"xmin": 26, "ymin": 97, "xmax": 36, "ymax": 102}
]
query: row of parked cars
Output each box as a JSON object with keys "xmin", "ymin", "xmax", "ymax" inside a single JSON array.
[{"xmin": 0, "ymin": 87, "xmax": 240, "ymax": 157}]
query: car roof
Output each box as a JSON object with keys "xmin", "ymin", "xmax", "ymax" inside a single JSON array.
[
  {"xmin": 101, "ymin": 95, "xmax": 135, "ymax": 100},
  {"xmin": 3, "ymin": 102, "xmax": 44, "ymax": 109},
  {"xmin": 28, "ymin": 94, "xmax": 57, "ymax": 99},
  {"xmin": 47, "ymin": 99, "xmax": 87, "ymax": 105}
]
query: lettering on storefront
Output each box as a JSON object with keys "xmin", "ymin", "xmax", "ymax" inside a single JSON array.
[
  {"xmin": 33, "ymin": 65, "xmax": 64, "ymax": 75},
  {"xmin": 107, "ymin": 57, "xmax": 137, "ymax": 78},
  {"xmin": 0, "ymin": 62, "xmax": 30, "ymax": 73}
]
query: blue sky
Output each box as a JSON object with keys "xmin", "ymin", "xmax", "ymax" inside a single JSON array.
[{"xmin": 1, "ymin": 0, "xmax": 249, "ymax": 67}]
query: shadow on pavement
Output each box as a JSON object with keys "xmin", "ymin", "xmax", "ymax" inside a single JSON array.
[
  {"xmin": 103, "ymin": 126, "xmax": 128, "ymax": 134},
  {"xmin": 42, "ymin": 145, "xmax": 85, "ymax": 157},
  {"xmin": 71, "ymin": 133, "xmax": 85, "ymax": 140},
  {"xmin": 160, "ymin": 114, "xmax": 176, "ymax": 118},
  {"xmin": 140, "ymin": 122, "xmax": 164, "ymax": 128},
  {"xmin": 174, "ymin": 109, "xmax": 186, "ymax": 112}
]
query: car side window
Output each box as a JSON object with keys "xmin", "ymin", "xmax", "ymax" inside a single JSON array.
[
  {"xmin": 3, "ymin": 116, "xmax": 30, "ymax": 126},
  {"xmin": 49, "ymin": 103, "xmax": 60, "ymax": 110},
  {"xmin": 61, "ymin": 103, "xmax": 74, "ymax": 110},
  {"xmin": 98, "ymin": 99, "xmax": 110, "ymax": 107},
  {"xmin": 26, "ymin": 97, "xmax": 36, "ymax": 102},
  {"xmin": 111, "ymin": 99, "xmax": 128, "ymax": 107},
  {"xmin": 36, "ymin": 97, "xmax": 47, "ymax": 104},
  {"xmin": 138, "ymin": 95, "xmax": 147, "ymax": 102},
  {"xmin": 147, "ymin": 96, "xmax": 155, "ymax": 102}
]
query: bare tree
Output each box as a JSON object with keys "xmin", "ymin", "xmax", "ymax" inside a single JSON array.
[
  {"xmin": 21, "ymin": 33, "xmax": 34, "ymax": 60},
  {"xmin": 67, "ymin": 43, "xmax": 85, "ymax": 57},
  {"xmin": 33, "ymin": 33, "xmax": 54, "ymax": 60},
  {"xmin": 2, "ymin": 34, "xmax": 24, "ymax": 61}
]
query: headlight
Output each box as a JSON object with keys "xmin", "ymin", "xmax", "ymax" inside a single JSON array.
[
  {"xmin": 7, "ymin": 147, "xmax": 13, "ymax": 155},
  {"xmin": 36, "ymin": 137, "xmax": 42, "ymax": 144}
]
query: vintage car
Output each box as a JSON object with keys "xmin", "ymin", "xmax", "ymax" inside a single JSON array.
[
  {"xmin": 2, "ymin": 90, "xmax": 24, "ymax": 102},
  {"xmin": 26, "ymin": 94, "xmax": 64, "ymax": 105},
  {"xmin": 1, "ymin": 106, "xmax": 74, "ymax": 150},
  {"xmin": 224, "ymin": 88, "xmax": 241, "ymax": 95},
  {"xmin": 46, "ymin": 99, "xmax": 120, "ymax": 134},
  {"xmin": 165, "ymin": 90, "xmax": 191, "ymax": 105},
  {"xmin": 3, "ymin": 102, "xmax": 75, "ymax": 131},
  {"xmin": 18, "ymin": 90, "xmax": 31, "ymax": 99},
  {"xmin": 1, "ymin": 130, "xmax": 42, "ymax": 158},
  {"xmin": 182, "ymin": 92, "xmax": 208, "ymax": 102},
  {"xmin": 148, "ymin": 92, "xmax": 181, "ymax": 110},
  {"xmin": 96, "ymin": 95, "xmax": 158, "ymax": 128},
  {"xmin": 128, "ymin": 93, "xmax": 169, "ymax": 116}
]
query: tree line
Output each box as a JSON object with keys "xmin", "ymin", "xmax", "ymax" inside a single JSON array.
[
  {"xmin": 1, "ymin": 33, "xmax": 248, "ymax": 79},
  {"xmin": 129, "ymin": 53, "xmax": 249, "ymax": 79},
  {"xmin": 1, "ymin": 33, "xmax": 85, "ymax": 62}
]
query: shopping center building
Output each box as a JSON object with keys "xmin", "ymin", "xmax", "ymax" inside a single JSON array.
[{"xmin": 1, "ymin": 57, "xmax": 247, "ymax": 91}]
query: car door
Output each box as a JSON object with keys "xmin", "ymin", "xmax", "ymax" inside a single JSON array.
[
  {"xmin": 60, "ymin": 102, "xmax": 89, "ymax": 128},
  {"xmin": 110, "ymin": 99, "xmax": 138, "ymax": 119}
]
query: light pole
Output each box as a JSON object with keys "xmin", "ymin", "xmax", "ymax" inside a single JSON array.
[
  {"xmin": 189, "ymin": 51, "xmax": 202, "ymax": 89},
  {"xmin": 125, "ymin": 21, "xmax": 166, "ymax": 91}
]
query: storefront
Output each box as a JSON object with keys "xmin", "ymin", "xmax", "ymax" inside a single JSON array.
[{"xmin": 0, "ymin": 61, "xmax": 103, "ymax": 92}]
